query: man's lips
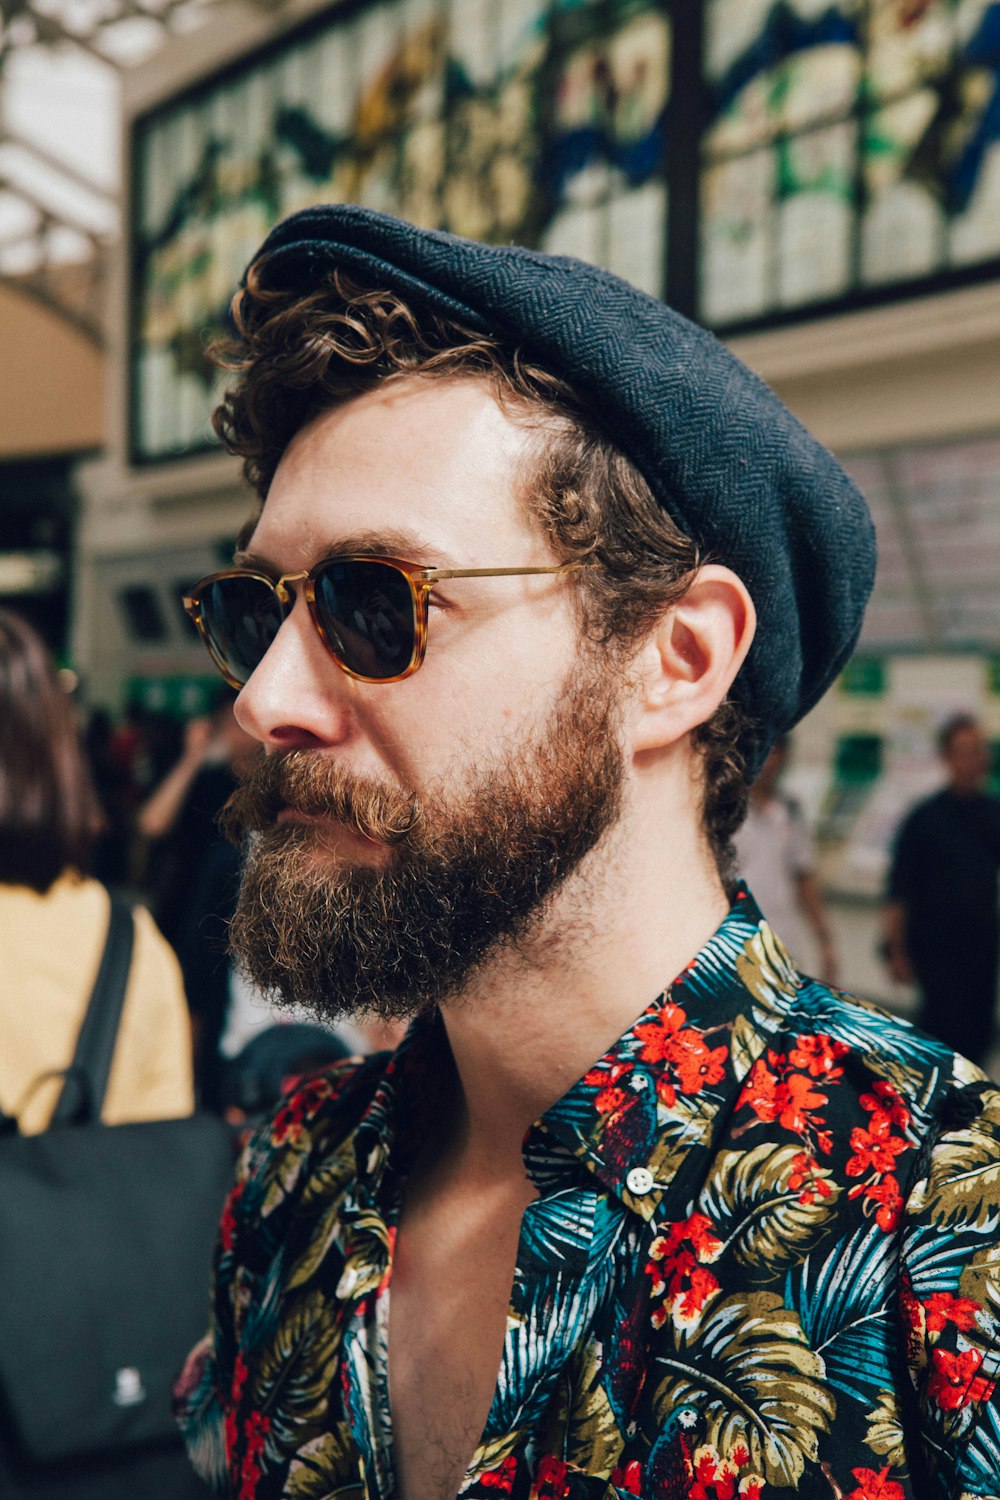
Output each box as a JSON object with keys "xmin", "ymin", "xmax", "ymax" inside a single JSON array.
[
  {"xmin": 275, "ymin": 806, "xmax": 328, "ymax": 826},
  {"xmin": 274, "ymin": 805, "xmax": 383, "ymax": 848}
]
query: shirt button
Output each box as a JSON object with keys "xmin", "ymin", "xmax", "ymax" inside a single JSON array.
[{"xmin": 626, "ymin": 1166, "xmax": 654, "ymax": 1196}]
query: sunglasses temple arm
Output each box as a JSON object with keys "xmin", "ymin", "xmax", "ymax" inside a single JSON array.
[{"xmin": 422, "ymin": 562, "xmax": 592, "ymax": 582}]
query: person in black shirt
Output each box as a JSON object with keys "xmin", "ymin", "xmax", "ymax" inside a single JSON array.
[
  {"xmin": 884, "ymin": 713, "xmax": 1000, "ymax": 1065},
  {"xmin": 139, "ymin": 693, "xmax": 260, "ymax": 1107}
]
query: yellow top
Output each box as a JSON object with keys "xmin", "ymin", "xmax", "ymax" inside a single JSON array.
[{"xmin": 0, "ymin": 874, "xmax": 195, "ymax": 1134}]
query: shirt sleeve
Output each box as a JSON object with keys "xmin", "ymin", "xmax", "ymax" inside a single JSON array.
[
  {"xmin": 899, "ymin": 1082, "xmax": 1000, "ymax": 1496},
  {"xmin": 174, "ymin": 1130, "xmax": 257, "ymax": 1491}
]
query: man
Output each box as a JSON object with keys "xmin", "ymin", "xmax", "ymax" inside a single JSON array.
[
  {"xmin": 175, "ymin": 207, "xmax": 1000, "ymax": 1499},
  {"xmin": 734, "ymin": 735, "xmax": 839, "ymax": 986},
  {"xmin": 884, "ymin": 714, "xmax": 1000, "ymax": 1067}
]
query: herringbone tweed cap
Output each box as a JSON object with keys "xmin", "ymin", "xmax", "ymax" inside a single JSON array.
[{"xmin": 247, "ymin": 204, "xmax": 876, "ymax": 774}]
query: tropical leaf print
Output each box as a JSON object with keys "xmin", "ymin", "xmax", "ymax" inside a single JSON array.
[
  {"xmin": 298, "ymin": 1141, "xmax": 356, "ymax": 1210},
  {"xmin": 735, "ymin": 923, "xmax": 799, "ymax": 1012},
  {"xmin": 785, "ymin": 1225, "xmax": 895, "ymax": 1404},
  {"xmin": 518, "ymin": 1189, "xmax": 625, "ymax": 1272},
  {"xmin": 700, "ymin": 1143, "xmax": 841, "ymax": 1278},
  {"xmin": 561, "ymin": 1337, "xmax": 625, "ymax": 1476},
  {"xmin": 287, "ymin": 1197, "xmax": 350, "ymax": 1292},
  {"xmin": 863, "ymin": 1389, "xmax": 908, "ymax": 1469},
  {"xmin": 920, "ymin": 1102, "xmax": 1000, "ymax": 1231},
  {"xmin": 249, "ymin": 1289, "xmax": 342, "ymax": 1453},
  {"xmin": 790, "ymin": 980, "xmax": 949, "ymax": 1101},
  {"xmin": 262, "ymin": 1132, "xmax": 316, "ymax": 1217},
  {"xmin": 285, "ymin": 1428, "xmax": 364, "ymax": 1498},
  {"xmin": 730, "ymin": 1011, "xmax": 769, "ymax": 1082},
  {"xmin": 960, "ymin": 1400, "xmax": 1000, "ymax": 1492},
  {"xmin": 960, "ymin": 1241, "xmax": 1000, "ymax": 1322},
  {"xmin": 653, "ymin": 1292, "xmax": 834, "ymax": 1485},
  {"xmin": 463, "ymin": 1430, "xmax": 523, "ymax": 1486},
  {"xmin": 906, "ymin": 1224, "xmax": 988, "ymax": 1296}
]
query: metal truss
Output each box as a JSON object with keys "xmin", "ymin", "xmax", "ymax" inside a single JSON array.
[{"xmin": 0, "ymin": 0, "xmax": 273, "ymax": 344}]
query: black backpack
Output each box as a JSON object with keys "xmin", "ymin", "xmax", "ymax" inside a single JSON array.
[{"xmin": 0, "ymin": 895, "xmax": 233, "ymax": 1498}]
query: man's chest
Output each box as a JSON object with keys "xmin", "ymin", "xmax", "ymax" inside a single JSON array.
[{"xmin": 387, "ymin": 1170, "xmax": 537, "ymax": 1500}]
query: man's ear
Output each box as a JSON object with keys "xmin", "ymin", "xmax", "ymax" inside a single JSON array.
[{"xmin": 629, "ymin": 565, "xmax": 756, "ymax": 756}]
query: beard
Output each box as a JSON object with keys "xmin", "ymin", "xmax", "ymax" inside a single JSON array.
[{"xmin": 223, "ymin": 658, "xmax": 626, "ymax": 1024}]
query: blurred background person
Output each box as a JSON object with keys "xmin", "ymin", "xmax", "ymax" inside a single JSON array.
[
  {"xmin": 221, "ymin": 1022, "xmax": 350, "ymax": 1130},
  {"xmin": 883, "ymin": 713, "xmax": 1000, "ymax": 1067},
  {"xmin": 138, "ymin": 689, "xmax": 259, "ymax": 1109},
  {"xmin": 0, "ymin": 609, "xmax": 194, "ymax": 1134},
  {"xmin": 735, "ymin": 733, "xmax": 839, "ymax": 985}
]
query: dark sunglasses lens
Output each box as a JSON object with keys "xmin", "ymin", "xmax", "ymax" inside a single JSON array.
[
  {"xmin": 313, "ymin": 559, "xmax": 416, "ymax": 680},
  {"xmin": 198, "ymin": 575, "xmax": 283, "ymax": 685}
]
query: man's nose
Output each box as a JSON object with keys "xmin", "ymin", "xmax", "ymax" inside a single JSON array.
[{"xmin": 234, "ymin": 596, "xmax": 356, "ymax": 752}]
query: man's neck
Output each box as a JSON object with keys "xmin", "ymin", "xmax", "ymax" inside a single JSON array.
[{"xmin": 435, "ymin": 807, "xmax": 729, "ymax": 1170}]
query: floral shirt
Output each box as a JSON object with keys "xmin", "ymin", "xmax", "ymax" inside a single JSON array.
[{"xmin": 175, "ymin": 887, "xmax": 1000, "ymax": 1499}]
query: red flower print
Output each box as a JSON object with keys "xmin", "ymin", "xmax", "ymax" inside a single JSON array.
[
  {"xmin": 927, "ymin": 1346, "xmax": 997, "ymax": 1410},
  {"xmin": 647, "ymin": 1213, "xmax": 723, "ymax": 1330},
  {"xmin": 634, "ymin": 1003, "xmax": 686, "ymax": 1060},
  {"xmin": 610, "ymin": 1459, "xmax": 643, "ymax": 1494},
  {"xmin": 788, "ymin": 1033, "xmax": 849, "ymax": 1079},
  {"xmin": 923, "ymin": 1292, "xmax": 981, "ymax": 1334},
  {"xmin": 220, "ymin": 1179, "xmax": 246, "ymax": 1253},
  {"xmin": 845, "ymin": 1467, "xmax": 905, "ymax": 1500},
  {"xmin": 584, "ymin": 1061, "xmax": 633, "ymax": 1116},
  {"xmin": 671, "ymin": 1033, "xmax": 729, "ymax": 1094},
  {"xmin": 632, "ymin": 1003, "xmax": 728, "ymax": 1107},
  {"xmin": 786, "ymin": 1150, "xmax": 833, "ymax": 1205},
  {"xmin": 846, "ymin": 1117, "xmax": 908, "ymax": 1179},
  {"xmin": 237, "ymin": 1410, "xmax": 271, "ymax": 1500},
  {"xmin": 737, "ymin": 1058, "xmax": 780, "ymax": 1122},
  {"xmin": 481, "ymin": 1455, "xmax": 517, "ymax": 1492},
  {"xmin": 532, "ymin": 1455, "xmax": 571, "ymax": 1499},
  {"xmin": 865, "ymin": 1174, "xmax": 904, "ymax": 1232},
  {"xmin": 842, "ymin": 1078, "xmax": 913, "ymax": 1229},
  {"xmin": 776, "ymin": 1072, "xmax": 829, "ymax": 1134},
  {"xmin": 271, "ymin": 1075, "xmax": 337, "ymax": 1145},
  {"xmin": 859, "ymin": 1080, "xmax": 911, "ymax": 1131},
  {"xmin": 738, "ymin": 1058, "xmax": 829, "ymax": 1137},
  {"xmin": 226, "ymin": 1354, "xmax": 250, "ymax": 1464},
  {"xmin": 687, "ymin": 1443, "xmax": 764, "ymax": 1500}
]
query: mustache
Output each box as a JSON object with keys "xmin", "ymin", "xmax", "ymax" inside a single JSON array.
[{"xmin": 220, "ymin": 750, "xmax": 421, "ymax": 847}]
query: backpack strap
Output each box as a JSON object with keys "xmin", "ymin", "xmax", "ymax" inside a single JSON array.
[{"xmin": 51, "ymin": 894, "xmax": 135, "ymax": 1127}]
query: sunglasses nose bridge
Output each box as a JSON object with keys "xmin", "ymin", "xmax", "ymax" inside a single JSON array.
[{"xmin": 273, "ymin": 569, "xmax": 310, "ymax": 606}]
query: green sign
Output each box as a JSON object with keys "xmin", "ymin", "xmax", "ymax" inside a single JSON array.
[
  {"xmin": 126, "ymin": 675, "xmax": 222, "ymax": 718},
  {"xmin": 839, "ymin": 657, "xmax": 886, "ymax": 696}
]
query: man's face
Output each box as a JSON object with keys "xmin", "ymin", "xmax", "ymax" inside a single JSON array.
[
  {"xmin": 226, "ymin": 376, "xmax": 630, "ymax": 1020},
  {"xmin": 944, "ymin": 724, "xmax": 991, "ymax": 795}
]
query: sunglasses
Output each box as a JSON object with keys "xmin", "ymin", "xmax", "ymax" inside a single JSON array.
[{"xmin": 183, "ymin": 554, "xmax": 589, "ymax": 688}]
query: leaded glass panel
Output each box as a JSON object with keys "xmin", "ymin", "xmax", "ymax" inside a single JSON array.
[{"xmin": 131, "ymin": 0, "xmax": 670, "ymax": 462}]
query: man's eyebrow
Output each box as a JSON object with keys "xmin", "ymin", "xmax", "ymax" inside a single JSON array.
[{"xmin": 232, "ymin": 528, "xmax": 455, "ymax": 570}]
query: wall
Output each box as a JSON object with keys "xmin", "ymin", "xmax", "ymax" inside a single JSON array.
[{"xmin": 0, "ymin": 281, "xmax": 104, "ymax": 457}]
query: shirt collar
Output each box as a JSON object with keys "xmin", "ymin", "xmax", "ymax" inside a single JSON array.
[
  {"xmin": 344, "ymin": 885, "xmax": 801, "ymax": 1225},
  {"xmin": 528, "ymin": 884, "xmax": 803, "ymax": 1220}
]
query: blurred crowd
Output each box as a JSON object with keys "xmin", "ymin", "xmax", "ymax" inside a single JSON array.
[{"xmin": 1, "ymin": 611, "xmax": 402, "ymax": 1141}]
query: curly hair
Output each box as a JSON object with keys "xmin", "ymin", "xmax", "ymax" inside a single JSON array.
[{"xmin": 212, "ymin": 265, "xmax": 753, "ymax": 880}]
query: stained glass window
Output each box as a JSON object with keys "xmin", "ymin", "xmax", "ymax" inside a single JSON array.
[
  {"xmin": 131, "ymin": 0, "xmax": 670, "ymax": 462},
  {"xmin": 699, "ymin": 0, "xmax": 1000, "ymax": 327},
  {"xmin": 130, "ymin": 0, "xmax": 1000, "ymax": 461}
]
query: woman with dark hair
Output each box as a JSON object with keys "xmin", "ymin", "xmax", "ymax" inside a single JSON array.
[{"xmin": 0, "ymin": 610, "xmax": 194, "ymax": 1133}]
